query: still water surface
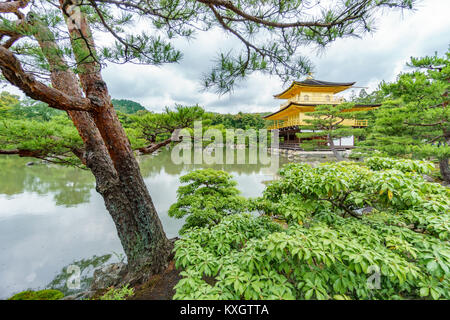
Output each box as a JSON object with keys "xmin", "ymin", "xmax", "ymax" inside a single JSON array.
[{"xmin": 0, "ymin": 148, "xmax": 291, "ymax": 298}]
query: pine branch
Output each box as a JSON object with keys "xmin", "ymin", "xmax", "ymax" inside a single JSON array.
[{"xmin": 0, "ymin": 45, "xmax": 93, "ymax": 111}]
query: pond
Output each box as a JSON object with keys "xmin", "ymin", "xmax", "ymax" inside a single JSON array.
[{"xmin": 0, "ymin": 147, "xmax": 297, "ymax": 299}]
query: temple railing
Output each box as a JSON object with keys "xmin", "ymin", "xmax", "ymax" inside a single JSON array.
[
  {"xmin": 279, "ymin": 97, "xmax": 345, "ymax": 109},
  {"xmin": 268, "ymin": 119, "xmax": 369, "ymax": 130},
  {"xmin": 354, "ymin": 119, "xmax": 369, "ymax": 127}
]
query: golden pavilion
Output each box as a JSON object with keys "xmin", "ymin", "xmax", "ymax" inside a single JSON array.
[{"xmin": 264, "ymin": 78, "xmax": 380, "ymax": 149}]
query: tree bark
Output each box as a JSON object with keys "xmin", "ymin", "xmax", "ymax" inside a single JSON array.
[
  {"xmin": 138, "ymin": 138, "xmax": 173, "ymax": 155},
  {"xmin": 0, "ymin": 149, "xmax": 20, "ymax": 155},
  {"xmin": 328, "ymin": 133, "xmax": 343, "ymax": 161},
  {"xmin": 32, "ymin": 12, "xmax": 171, "ymax": 278},
  {"xmin": 440, "ymin": 158, "xmax": 450, "ymax": 184},
  {"xmin": 440, "ymin": 130, "xmax": 450, "ymax": 184},
  {"xmin": 0, "ymin": 46, "xmax": 92, "ymax": 112},
  {"xmin": 58, "ymin": 1, "xmax": 171, "ymax": 275},
  {"xmin": 0, "ymin": 1, "xmax": 29, "ymax": 14}
]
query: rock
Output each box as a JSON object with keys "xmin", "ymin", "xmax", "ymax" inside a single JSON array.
[
  {"xmin": 342, "ymin": 150, "xmax": 352, "ymax": 158},
  {"xmin": 362, "ymin": 206, "xmax": 375, "ymax": 214},
  {"xmin": 61, "ymin": 290, "xmax": 96, "ymax": 300},
  {"xmin": 171, "ymin": 128, "xmax": 182, "ymax": 142},
  {"xmin": 26, "ymin": 162, "xmax": 35, "ymax": 166},
  {"xmin": 354, "ymin": 206, "xmax": 375, "ymax": 216},
  {"xmin": 91, "ymin": 262, "xmax": 128, "ymax": 290},
  {"xmin": 422, "ymin": 174, "xmax": 435, "ymax": 183}
]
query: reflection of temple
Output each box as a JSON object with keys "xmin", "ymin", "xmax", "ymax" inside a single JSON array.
[{"xmin": 264, "ymin": 78, "xmax": 380, "ymax": 150}]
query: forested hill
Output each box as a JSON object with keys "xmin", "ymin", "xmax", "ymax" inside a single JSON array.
[{"xmin": 112, "ymin": 99, "xmax": 147, "ymax": 114}]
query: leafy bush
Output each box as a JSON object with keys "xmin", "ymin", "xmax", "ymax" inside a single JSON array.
[
  {"xmin": 365, "ymin": 157, "xmax": 435, "ymax": 174},
  {"xmin": 171, "ymin": 159, "xmax": 450, "ymax": 300},
  {"xmin": 97, "ymin": 285, "xmax": 134, "ymax": 300},
  {"xmin": 8, "ymin": 289, "xmax": 64, "ymax": 300},
  {"xmin": 300, "ymin": 141, "xmax": 323, "ymax": 151},
  {"xmin": 168, "ymin": 169, "xmax": 248, "ymax": 233}
]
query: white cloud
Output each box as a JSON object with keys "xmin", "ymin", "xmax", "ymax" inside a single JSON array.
[
  {"xmin": 3, "ymin": 0, "xmax": 449, "ymax": 114},
  {"xmin": 101, "ymin": 0, "xmax": 450, "ymax": 113}
]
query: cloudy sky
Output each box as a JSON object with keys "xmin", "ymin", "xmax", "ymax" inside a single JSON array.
[
  {"xmin": 4, "ymin": 0, "xmax": 450, "ymax": 115},
  {"xmin": 102, "ymin": 0, "xmax": 450, "ymax": 114}
]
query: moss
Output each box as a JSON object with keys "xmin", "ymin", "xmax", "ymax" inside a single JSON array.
[
  {"xmin": 96, "ymin": 285, "xmax": 134, "ymax": 300},
  {"xmin": 300, "ymin": 142, "xmax": 318, "ymax": 151},
  {"xmin": 133, "ymin": 273, "xmax": 162, "ymax": 297},
  {"xmin": 8, "ymin": 289, "xmax": 64, "ymax": 300}
]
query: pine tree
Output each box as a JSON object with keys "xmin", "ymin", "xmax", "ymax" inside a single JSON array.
[
  {"xmin": 296, "ymin": 103, "xmax": 369, "ymax": 160},
  {"xmin": 360, "ymin": 49, "xmax": 450, "ymax": 183}
]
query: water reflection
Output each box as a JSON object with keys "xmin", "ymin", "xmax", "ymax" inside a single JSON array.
[
  {"xmin": 47, "ymin": 254, "xmax": 117, "ymax": 296},
  {"xmin": 0, "ymin": 156, "xmax": 94, "ymax": 207},
  {"xmin": 0, "ymin": 148, "xmax": 288, "ymax": 299},
  {"xmin": 138, "ymin": 147, "xmax": 285, "ymax": 177}
]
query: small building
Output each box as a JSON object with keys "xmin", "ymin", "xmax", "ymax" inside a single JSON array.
[{"xmin": 263, "ymin": 78, "xmax": 380, "ymax": 150}]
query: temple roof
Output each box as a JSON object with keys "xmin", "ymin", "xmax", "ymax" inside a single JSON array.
[
  {"xmin": 264, "ymin": 102, "xmax": 381, "ymax": 120},
  {"xmin": 296, "ymin": 79, "xmax": 356, "ymax": 87},
  {"xmin": 274, "ymin": 79, "xmax": 356, "ymax": 99}
]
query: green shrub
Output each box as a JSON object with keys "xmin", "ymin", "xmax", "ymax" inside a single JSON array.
[
  {"xmin": 365, "ymin": 157, "xmax": 434, "ymax": 174},
  {"xmin": 168, "ymin": 169, "xmax": 248, "ymax": 233},
  {"xmin": 171, "ymin": 162, "xmax": 450, "ymax": 300},
  {"xmin": 97, "ymin": 285, "xmax": 134, "ymax": 300},
  {"xmin": 8, "ymin": 289, "xmax": 64, "ymax": 300},
  {"xmin": 300, "ymin": 141, "xmax": 316, "ymax": 151}
]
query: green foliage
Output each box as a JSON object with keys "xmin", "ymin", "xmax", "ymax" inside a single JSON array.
[
  {"xmin": 1, "ymin": 1, "xmax": 415, "ymax": 94},
  {"xmin": 365, "ymin": 157, "xmax": 435, "ymax": 174},
  {"xmin": 300, "ymin": 140, "xmax": 326, "ymax": 151},
  {"xmin": 0, "ymin": 91, "xmax": 20, "ymax": 118},
  {"xmin": 189, "ymin": 0, "xmax": 416, "ymax": 93},
  {"xmin": 351, "ymin": 88, "xmax": 386, "ymax": 104},
  {"xmin": 0, "ymin": 97, "xmax": 205, "ymax": 165},
  {"xmin": 128, "ymin": 105, "xmax": 205, "ymax": 146},
  {"xmin": 112, "ymin": 99, "xmax": 147, "ymax": 114},
  {"xmin": 172, "ymin": 159, "xmax": 450, "ymax": 300},
  {"xmin": 168, "ymin": 169, "xmax": 249, "ymax": 233},
  {"xmin": 128, "ymin": 105, "xmax": 206, "ymax": 151},
  {"xmin": 0, "ymin": 115, "xmax": 85, "ymax": 167},
  {"xmin": 8, "ymin": 289, "xmax": 64, "ymax": 300},
  {"xmin": 97, "ymin": 285, "xmax": 134, "ymax": 300},
  {"xmin": 1, "ymin": 94, "xmax": 146, "ymax": 121},
  {"xmin": 207, "ymin": 112, "xmax": 267, "ymax": 130},
  {"xmin": 8, "ymin": 98, "xmax": 64, "ymax": 121},
  {"xmin": 296, "ymin": 103, "xmax": 368, "ymax": 153},
  {"xmin": 0, "ymin": 92, "xmax": 64, "ymax": 124},
  {"xmin": 358, "ymin": 49, "xmax": 450, "ymax": 181},
  {"xmin": 173, "ymin": 214, "xmax": 285, "ymax": 300}
]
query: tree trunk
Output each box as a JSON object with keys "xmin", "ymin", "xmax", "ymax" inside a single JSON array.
[
  {"xmin": 0, "ymin": 149, "xmax": 20, "ymax": 155},
  {"xmin": 439, "ymin": 130, "xmax": 450, "ymax": 184},
  {"xmin": 328, "ymin": 133, "xmax": 343, "ymax": 161},
  {"xmin": 440, "ymin": 158, "xmax": 450, "ymax": 184},
  {"xmin": 138, "ymin": 138, "xmax": 173, "ymax": 154},
  {"xmin": 35, "ymin": 12, "xmax": 171, "ymax": 277}
]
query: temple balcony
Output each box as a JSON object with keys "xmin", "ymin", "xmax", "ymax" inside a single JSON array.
[
  {"xmin": 268, "ymin": 119, "xmax": 368, "ymax": 130},
  {"xmin": 279, "ymin": 97, "xmax": 345, "ymax": 109}
]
